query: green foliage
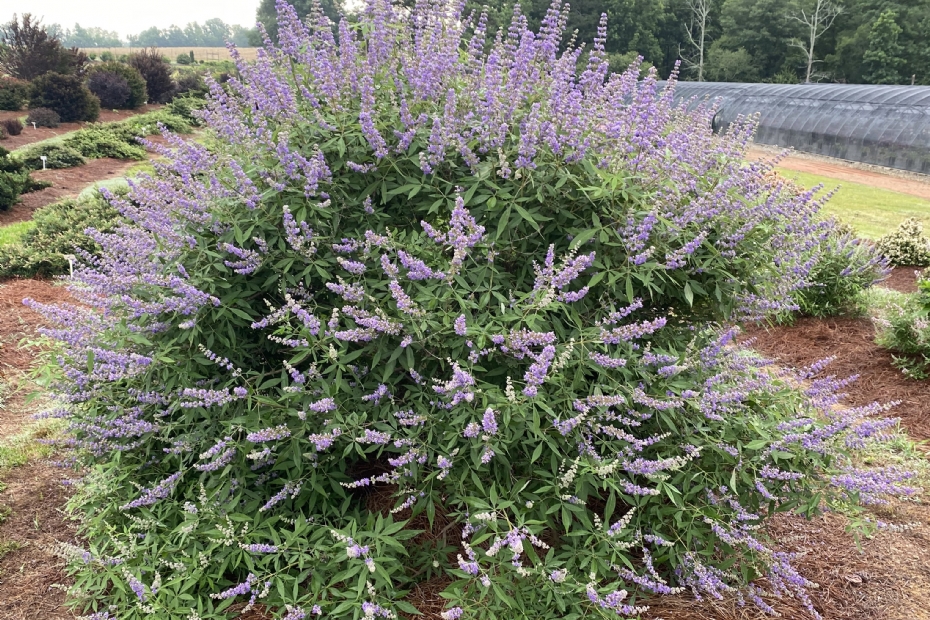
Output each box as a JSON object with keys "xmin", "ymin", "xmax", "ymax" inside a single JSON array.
[
  {"xmin": 0, "ymin": 76, "xmax": 30, "ymax": 111},
  {"xmin": 16, "ymin": 143, "xmax": 86, "ymax": 170},
  {"xmin": 86, "ymin": 61, "xmax": 147, "ymax": 108},
  {"xmin": 0, "ymin": 190, "xmax": 122, "ymax": 277},
  {"xmin": 57, "ymin": 110, "xmax": 191, "ymax": 161},
  {"xmin": 876, "ymin": 218, "xmax": 930, "ymax": 266},
  {"xmin": 29, "ymin": 72, "xmax": 101, "ymax": 122},
  {"xmin": 0, "ymin": 145, "xmax": 49, "ymax": 211},
  {"xmin": 62, "ymin": 127, "xmax": 147, "ymax": 160},
  {"xmin": 166, "ymin": 94, "xmax": 207, "ymax": 125},
  {"xmin": 100, "ymin": 50, "xmax": 114, "ymax": 62},
  {"xmin": 790, "ymin": 222, "xmax": 889, "ymax": 318},
  {"xmin": 0, "ymin": 220, "xmax": 35, "ymax": 247},
  {"xmin": 176, "ymin": 53, "xmax": 192, "ymax": 65},
  {"xmin": 704, "ymin": 44, "xmax": 761, "ymax": 82},
  {"xmin": 862, "ymin": 10, "xmax": 906, "ymax": 84},
  {"xmin": 875, "ymin": 269, "xmax": 930, "ymax": 379},
  {"xmin": 26, "ymin": 107, "xmax": 61, "ymax": 128}
]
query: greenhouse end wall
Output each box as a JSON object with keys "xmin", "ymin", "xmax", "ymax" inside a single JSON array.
[{"xmin": 668, "ymin": 82, "xmax": 930, "ymax": 174}]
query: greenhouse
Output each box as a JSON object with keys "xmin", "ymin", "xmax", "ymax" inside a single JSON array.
[{"xmin": 669, "ymin": 82, "xmax": 930, "ymax": 174}]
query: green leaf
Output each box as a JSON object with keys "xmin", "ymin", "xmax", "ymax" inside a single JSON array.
[
  {"xmin": 495, "ymin": 206, "xmax": 512, "ymax": 241},
  {"xmin": 684, "ymin": 282, "xmax": 694, "ymax": 307}
]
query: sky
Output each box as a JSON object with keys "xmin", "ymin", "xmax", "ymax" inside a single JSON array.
[{"xmin": 4, "ymin": 0, "xmax": 259, "ymax": 39}]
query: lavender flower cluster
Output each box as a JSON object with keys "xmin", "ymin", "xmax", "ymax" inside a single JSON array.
[{"xmin": 30, "ymin": 2, "xmax": 917, "ymax": 619}]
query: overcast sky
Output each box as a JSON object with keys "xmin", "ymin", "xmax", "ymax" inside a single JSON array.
[{"xmin": 5, "ymin": 0, "xmax": 258, "ymax": 38}]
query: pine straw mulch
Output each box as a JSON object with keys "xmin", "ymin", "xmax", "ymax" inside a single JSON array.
[{"xmin": 742, "ymin": 314, "xmax": 930, "ymax": 442}]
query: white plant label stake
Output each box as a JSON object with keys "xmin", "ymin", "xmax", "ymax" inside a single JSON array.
[{"xmin": 40, "ymin": 155, "xmax": 47, "ymax": 170}]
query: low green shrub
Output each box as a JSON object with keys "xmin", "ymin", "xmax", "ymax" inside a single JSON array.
[
  {"xmin": 876, "ymin": 218, "xmax": 930, "ymax": 266},
  {"xmin": 166, "ymin": 94, "xmax": 206, "ymax": 125},
  {"xmin": 0, "ymin": 190, "xmax": 122, "ymax": 277},
  {"xmin": 100, "ymin": 51, "xmax": 114, "ymax": 62},
  {"xmin": 790, "ymin": 221, "xmax": 889, "ymax": 318},
  {"xmin": 86, "ymin": 62, "xmax": 147, "ymax": 109},
  {"xmin": 0, "ymin": 146, "xmax": 49, "ymax": 211},
  {"xmin": 62, "ymin": 128, "xmax": 147, "ymax": 160},
  {"xmin": 54, "ymin": 110, "xmax": 192, "ymax": 161},
  {"xmin": 0, "ymin": 76, "xmax": 30, "ymax": 111},
  {"xmin": 176, "ymin": 53, "xmax": 192, "ymax": 65},
  {"xmin": 29, "ymin": 73, "xmax": 100, "ymax": 123},
  {"xmin": 16, "ymin": 143, "xmax": 87, "ymax": 170},
  {"xmin": 25, "ymin": 107, "xmax": 61, "ymax": 128},
  {"xmin": 876, "ymin": 269, "xmax": 930, "ymax": 379}
]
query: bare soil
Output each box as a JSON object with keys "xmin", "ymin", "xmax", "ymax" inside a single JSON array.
[
  {"xmin": 748, "ymin": 146, "xmax": 930, "ymax": 201},
  {"xmin": 0, "ymin": 105, "xmax": 161, "ymax": 150}
]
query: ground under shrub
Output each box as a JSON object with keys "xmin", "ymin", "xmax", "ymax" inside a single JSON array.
[{"xmin": 31, "ymin": 3, "xmax": 917, "ymax": 620}]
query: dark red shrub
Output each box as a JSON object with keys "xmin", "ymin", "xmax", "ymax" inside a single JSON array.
[
  {"xmin": 25, "ymin": 107, "xmax": 61, "ymax": 128},
  {"xmin": 0, "ymin": 119, "xmax": 24, "ymax": 136},
  {"xmin": 87, "ymin": 71, "xmax": 131, "ymax": 109},
  {"xmin": 128, "ymin": 48, "xmax": 176, "ymax": 103}
]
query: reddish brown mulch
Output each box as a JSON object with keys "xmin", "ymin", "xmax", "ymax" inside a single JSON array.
[
  {"xmin": 881, "ymin": 266, "xmax": 922, "ymax": 294},
  {"xmin": 743, "ymin": 316, "xmax": 930, "ymax": 441},
  {"xmin": 0, "ymin": 105, "xmax": 161, "ymax": 150},
  {"xmin": 0, "ymin": 158, "xmax": 141, "ymax": 226},
  {"xmin": 0, "ymin": 462, "xmax": 78, "ymax": 620}
]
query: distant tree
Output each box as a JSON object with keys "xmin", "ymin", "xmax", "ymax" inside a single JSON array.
[
  {"xmin": 789, "ymin": 0, "xmax": 843, "ymax": 82},
  {"xmin": 606, "ymin": 0, "xmax": 666, "ymax": 66},
  {"xmin": 0, "ymin": 13, "xmax": 80, "ymax": 80},
  {"xmin": 704, "ymin": 43, "xmax": 760, "ymax": 81},
  {"xmin": 862, "ymin": 9, "xmax": 905, "ymax": 84},
  {"xmin": 256, "ymin": 0, "xmax": 345, "ymax": 42},
  {"xmin": 716, "ymin": 0, "xmax": 799, "ymax": 80},
  {"xmin": 59, "ymin": 24, "xmax": 124, "ymax": 48},
  {"xmin": 682, "ymin": 0, "xmax": 712, "ymax": 80}
]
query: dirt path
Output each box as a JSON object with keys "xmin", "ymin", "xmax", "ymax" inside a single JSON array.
[
  {"xmin": 0, "ymin": 105, "xmax": 161, "ymax": 150},
  {"xmin": 748, "ymin": 146, "xmax": 930, "ymax": 201}
]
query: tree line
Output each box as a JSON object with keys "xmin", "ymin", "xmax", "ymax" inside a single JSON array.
[
  {"xmin": 19, "ymin": 0, "xmax": 930, "ymax": 84},
  {"xmin": 265, "ymin": 0, "xmax": 929, "ymax": 85}
]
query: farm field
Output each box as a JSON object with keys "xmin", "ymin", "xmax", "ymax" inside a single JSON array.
[{"xmin": 80, "ymin": 46, "xmax": 260, "ymax": 62}]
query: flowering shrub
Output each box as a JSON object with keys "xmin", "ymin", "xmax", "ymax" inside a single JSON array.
[
  {"xmin": 876, "ymin": 217, "xmax": 930, "ymax": 266},
  {"xmin": 32, "ymin": 2, "xmax": 916, "ymax": 620},
  {"xmin": 788, "ymin": 221, "xmax": 889, "ymax": 319},
  {"xmin": 876, "ymin": 269, "xmax": 930, "ymax": 379}
]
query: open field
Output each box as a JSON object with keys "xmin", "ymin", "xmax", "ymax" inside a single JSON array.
[
  {"xmin": 79, "ymin": 46, "xmax": 259, "ymax": 62},
  {"xmin": 778, "ymin": 169, "xmax": 930, "ymax": 239}
]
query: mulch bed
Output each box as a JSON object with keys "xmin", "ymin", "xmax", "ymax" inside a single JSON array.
[
  {"xmin": 881, "ymin": 266, "xmax": 922, "ymax": 294},
  {"xmin": 743, "ymin": 314, "xmax": 930, "ymax": 441},
  {"xmin": 0, "ymin": 462, "xmax": 78, "ymax": 620},
  {"xmin": 0, "ymin": 105, "xmax": 162, "ymax": 150}
]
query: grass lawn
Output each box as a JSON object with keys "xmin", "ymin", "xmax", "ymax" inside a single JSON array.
[
  {"xmin": 777, "ymin": 169, "xmax": 930, "ymax": 239},
  {"xmin": 0, "ymin": 221, "xmax": 34, "ymax": 247}
]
